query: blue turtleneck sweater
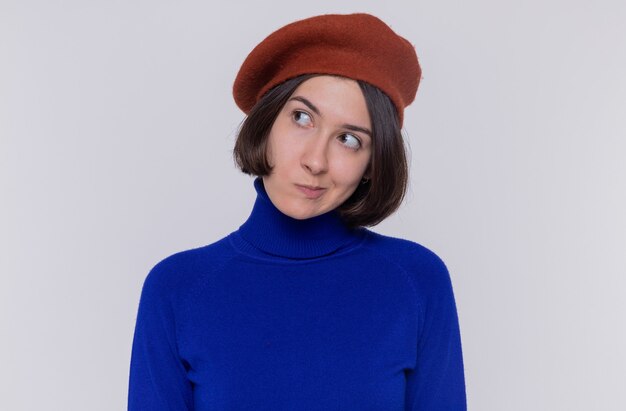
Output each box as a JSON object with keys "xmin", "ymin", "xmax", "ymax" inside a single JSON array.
[{"xmin": 128, "ymin": 177, "xmax": 466, "ymax": 410}]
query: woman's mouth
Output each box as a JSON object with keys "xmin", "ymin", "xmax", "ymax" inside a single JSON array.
[{"xmin": 295, "ymin": 184, "xmax": 327, "ymax": 199}]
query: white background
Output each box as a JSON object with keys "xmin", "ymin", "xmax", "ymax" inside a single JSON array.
[{"xmin": 1, "ymin": 1, "xmax": 625, "ymax": 409}]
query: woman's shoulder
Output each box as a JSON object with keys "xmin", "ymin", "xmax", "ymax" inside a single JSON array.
[
  {"xmin": 139, "ymin": 235, "xmax": 237, "ymax": 299},
  {"xmin": 360, "ymin": 228, "xmax": 453, "ymax": 293},
  {"xmin": 361, "ymin": 229, "xmax": 447, "ymax": 266}
]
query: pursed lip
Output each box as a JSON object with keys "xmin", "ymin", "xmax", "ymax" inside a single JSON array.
[
  {"xmin": 296, "ymin": 184, "xmax": 325, "ymax": 190},
  {"xmin": 295, "ymin": 184, "xmax": 327, "ymax": 199}
]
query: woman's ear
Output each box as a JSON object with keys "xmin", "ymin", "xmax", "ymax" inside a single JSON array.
[{"xmin": 363, "ymin": 165, "xmax": 371, "ymax": 180}]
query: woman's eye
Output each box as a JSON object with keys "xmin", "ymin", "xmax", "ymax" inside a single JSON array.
[
  {"xmin": 292, "ymin": 110, "xmax": 312, "ymax": 126},
  {"xmin": 339, "ymin": 133, "xmax": 362, "ymax": 150}
]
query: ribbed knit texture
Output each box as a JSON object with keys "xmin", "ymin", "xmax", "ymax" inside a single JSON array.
[{"xmin": 128, "ymin": 177, "xmax": 467, "ymax": 410}]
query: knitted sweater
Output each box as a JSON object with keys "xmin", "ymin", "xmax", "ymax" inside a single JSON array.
[{"xmin": 128, "ymin": 177, "xmax": 467, "ymax": 410}]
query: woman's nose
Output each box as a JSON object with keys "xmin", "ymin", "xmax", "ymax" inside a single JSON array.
[{"xmin": 301, "ymin": 135, "xmax": 329, "ymax": 175}]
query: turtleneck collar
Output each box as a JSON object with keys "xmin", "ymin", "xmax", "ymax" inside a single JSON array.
[{"xmin": 233, "ymin": 177, "xmax": 365, "ymax": 259}]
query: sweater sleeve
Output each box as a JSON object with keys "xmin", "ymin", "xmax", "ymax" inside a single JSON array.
[
  {"xmin": 404, "ymin": 254, "xmax": 467, "ymax": 410},
  {"xmin": 128, "ymin": 261, "xmax": 194, "ymax": 410}
]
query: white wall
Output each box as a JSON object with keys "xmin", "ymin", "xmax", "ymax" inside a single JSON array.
[{"xmin": 1, "ymin": 0, "xmax": 624, "ymax": 409}]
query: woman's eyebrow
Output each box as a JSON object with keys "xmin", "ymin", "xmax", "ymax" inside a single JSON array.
[
  {"xmin": 289, "ymin": 96, "xmax": 321, "ymax": 116},
  {"xmin": 288, "ymin": 95, "xmax": 372, "ymax": 137},
  {"xmin": 343, "ymin": 124, "xmax": 372, "ymax": 137}
]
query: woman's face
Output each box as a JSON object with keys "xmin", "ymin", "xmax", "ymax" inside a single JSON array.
[{"xmin": 262, "ymin": 75, "xmax": 372, "ymax": 220}]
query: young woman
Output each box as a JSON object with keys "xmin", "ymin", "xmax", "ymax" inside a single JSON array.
[{"xmin": 128, "ymin": 13, "xmax": 467, "ymax": 410}]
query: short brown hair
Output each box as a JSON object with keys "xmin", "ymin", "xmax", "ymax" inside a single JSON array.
[{"xmin": 232, "ymin": 74, "xmax": 409, "ymax": 228}]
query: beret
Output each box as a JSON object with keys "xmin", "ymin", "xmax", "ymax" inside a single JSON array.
[{"xmin": 232, "ymin": 13, "xmax": 422, "ymax": 128}]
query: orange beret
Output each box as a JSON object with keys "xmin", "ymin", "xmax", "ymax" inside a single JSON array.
[{"xmin": 232, "ymin": 13, "xmax": 422, "ymax": 128}]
